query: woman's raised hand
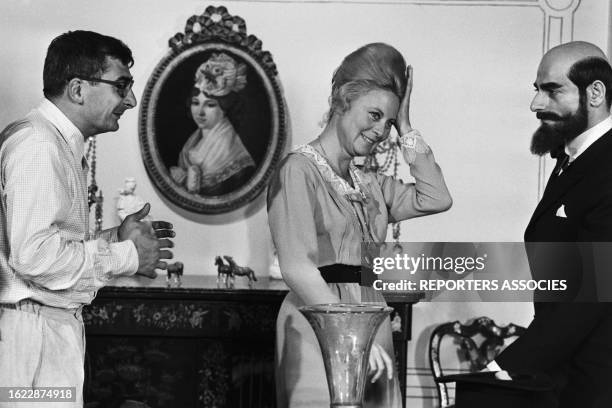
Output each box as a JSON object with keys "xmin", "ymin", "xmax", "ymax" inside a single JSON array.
[{"xmin": 396, "ymin": 65, "xmax": 413, "ymax": 136}]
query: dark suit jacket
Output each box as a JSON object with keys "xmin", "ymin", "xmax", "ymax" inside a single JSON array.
[{"xmin": 496, "ymin": 128, "xmax": 612, "ymax": 408}]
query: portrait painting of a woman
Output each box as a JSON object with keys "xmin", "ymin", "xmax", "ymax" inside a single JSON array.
[
  {"xmin": 140, "ymin": 12, "xmax": 285, "ymax": 213},
  {"xmin": 170, "ymin": 53, "xmax": 256, "ymax": 196}
]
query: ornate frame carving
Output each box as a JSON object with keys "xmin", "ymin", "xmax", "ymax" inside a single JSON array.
[{"xmin": 139, "ymin": 6, "xmax": 286, "ymax": 214}]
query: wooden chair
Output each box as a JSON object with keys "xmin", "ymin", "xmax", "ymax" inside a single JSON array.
[{"xmin": 428, "ymin": 316, "xmax": 526, "ymax": 407}]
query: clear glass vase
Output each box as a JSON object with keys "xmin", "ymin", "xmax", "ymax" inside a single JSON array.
[{"xmin": 299, "ymin": 303, "xmax": 393, "ymax": 408}]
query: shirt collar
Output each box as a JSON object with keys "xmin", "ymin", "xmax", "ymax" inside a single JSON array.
[
  {"xmin": 37, "ymin": 98, "xmax": 85, "ymax": 160},
  {"xmin": 566, "ymin": 116, "xmax": 612, "ymax": 162}
]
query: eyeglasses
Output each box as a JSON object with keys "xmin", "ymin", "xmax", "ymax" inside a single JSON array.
[{"xmin": 76, "ymin": 76, "xmax": 134, "ymax": 98}]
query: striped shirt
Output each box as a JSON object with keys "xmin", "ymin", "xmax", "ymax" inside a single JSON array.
[{"xmin": 0, "ymin": 99, "xmax": 138, "ymax": 309}]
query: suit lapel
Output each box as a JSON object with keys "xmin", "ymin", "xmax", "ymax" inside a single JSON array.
[{"xmin": 527, "ymin": 129, "xmax": 612, "ymax": 229}]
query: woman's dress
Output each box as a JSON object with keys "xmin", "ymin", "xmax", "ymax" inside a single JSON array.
[{"xmin": 267, "ymin": 143, "xmax": 451, "ymax": 407}]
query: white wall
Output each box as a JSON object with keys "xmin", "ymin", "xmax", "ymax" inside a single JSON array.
[{"xmin": 0, "ymin": 0, "xmax": 609, "ymax": 406}]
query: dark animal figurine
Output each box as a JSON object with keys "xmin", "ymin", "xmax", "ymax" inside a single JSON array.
[
  {"xmin": 215, "ymin": 256, "xmax": 233, "ymax": 287},
  {"xmin": 166, "ymin": 261, "xmax": 184, "ymax": 287},
  {"xmin": 223, "ymin": 255, "xmax": 257, "ymax": 287}
]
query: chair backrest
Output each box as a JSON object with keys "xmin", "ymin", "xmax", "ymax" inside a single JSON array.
[{"xmin": 428, "ymin": 316, "xmax": 525, "ymax": 407}]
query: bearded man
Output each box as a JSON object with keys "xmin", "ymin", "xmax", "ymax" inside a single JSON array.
[{"xmin": 487, "ymin": 41, "xmax": 612, "ymax": 408}]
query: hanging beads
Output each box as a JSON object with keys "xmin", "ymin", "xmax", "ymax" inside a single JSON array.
[
  {"xmin": 85, "ymin": 136, "xmax": 103, "ymax": 233},
  {"xmin": 364, "ymin": 135, "xmax": 402, "ymax": 246}
]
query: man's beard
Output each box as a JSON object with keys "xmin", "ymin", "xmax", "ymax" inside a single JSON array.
[{"xmin": 530, "ymin": 97, "xmax": 588, "ymax": 156}]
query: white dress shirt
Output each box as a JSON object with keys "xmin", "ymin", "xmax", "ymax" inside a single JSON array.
[{"xmin": 0, "ymin": 99, "xmax": 138, "ymax": 309}]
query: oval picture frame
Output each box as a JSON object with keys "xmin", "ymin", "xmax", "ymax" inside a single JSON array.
[{"xmin": 139, "ymin": 6, "xmax": 286, "ymax": 214}]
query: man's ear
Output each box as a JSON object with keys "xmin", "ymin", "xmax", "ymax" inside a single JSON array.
[
  {"xmin": 65, "ymin": 78, "xmax": 85, "ymax": 104},
  {"xmin": 587, "ymin": 80, "xmax": 606, "ymax": 108}
]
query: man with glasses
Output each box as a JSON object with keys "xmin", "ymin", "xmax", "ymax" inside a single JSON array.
[{"xmin": 0, "ymin": 30, "xmax": 174, "ymax": 407}]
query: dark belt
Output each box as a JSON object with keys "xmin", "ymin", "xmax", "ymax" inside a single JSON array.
[{"xmin": 319, "ymin": 264, "xmax": 364, "ymax": 285}]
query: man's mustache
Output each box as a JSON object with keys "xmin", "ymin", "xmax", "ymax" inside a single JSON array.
[{"xmin": 536, "ymin": 112, "xmax": 564, "ymax": 121}]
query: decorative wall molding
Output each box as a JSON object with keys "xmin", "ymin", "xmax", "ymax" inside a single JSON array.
[{"xmin": 229, "ymin": 0, "xmax": 576, "ymax": 9}]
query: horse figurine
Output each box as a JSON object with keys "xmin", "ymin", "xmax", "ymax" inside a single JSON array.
[
  {"xmin": 223, "ymin": 256, "xmax": 257, "ymax": 287},
  {"xmin": 215, "ymin": 256, "xmax": 233, "ymax": 287},
  {"xmin": 166, "ymin": 261, "xmax": 184, "ymax": 288}
]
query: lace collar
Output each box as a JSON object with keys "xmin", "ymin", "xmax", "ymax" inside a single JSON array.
[{"xmin": 294, "ymin": 144, "xmax": 368, "ymax": 201}]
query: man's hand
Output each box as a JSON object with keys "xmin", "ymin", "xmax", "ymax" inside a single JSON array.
[
  {"xmin": 132, "ymin": 234, "xmax": 161, "ymax": 278},
  {"xmin": 118, "ymin": 203, "xmax": 175, "ymax": 278},
  {"xmin": 118, "ymin": 203, "xmax": 155, "ymax": 241}
]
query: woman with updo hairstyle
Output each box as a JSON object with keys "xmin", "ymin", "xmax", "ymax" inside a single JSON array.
[
  {"xmin": 267, "ymin": 43, "xmax": 452, "ymax": 407},
  {"xmin": 170, "ymin": 53, "xmax": 255, "ymax": 195}
]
